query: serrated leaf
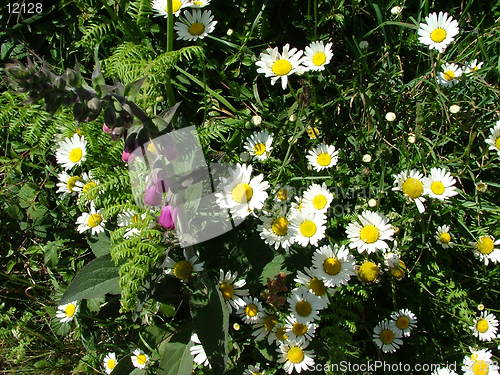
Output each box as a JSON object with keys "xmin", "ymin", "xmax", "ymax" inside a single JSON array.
[{"xmin": 60, "ymin": 254, "xmax": 120, "ymax": 304}]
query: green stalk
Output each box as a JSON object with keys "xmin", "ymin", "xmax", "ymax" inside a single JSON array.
[{"xmin": 165, "ymin": 0, "xmax": 176, "ymax": 108}]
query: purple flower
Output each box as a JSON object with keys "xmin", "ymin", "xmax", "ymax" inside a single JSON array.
[
  {"xmin": 122, "ymin": 150, "xmax": 131, "ymax": 162},
  {"xmin": 158, "ymin": 205, "xmax": 177, "ymax": 230},
  {"xmin": 102, "ymin": 123, "xmax": 113, "ymax": 134}
]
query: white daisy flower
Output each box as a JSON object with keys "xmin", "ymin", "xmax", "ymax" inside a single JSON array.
[
  {"xmin": 432, "ymin": 367, "xmax": 459, "ymax": 375},
  {"xmin": 372, "ymin": 319, "xmax": 403, "ymax": 353},
  {"xmin": 252, "ymin": 313, "xmax": 278, "ymax": 344},
  {"xmin": 301, "ymin": 183, "xmax": 334, "ymax": 214},
  {"xmin": 417, "ymin": 11, "xmax": 459, "ymax": 53},
  {"xmin": 346, "ymin": 210, "xmax": 395, "ymax": 254},
  {"xmin": 103, "ymin": 352, "xmax": 117, "ymax": 375},
  {"xmin": 272, "ymin": 324, "xmax": 290, "ymax": 344},
  {"xmin": 75, "ymin": 172, "xmax": 100, "ymax": 199},
  {"xmin": 164, "ymin": 252, "xmax": 204, "ymax": 281},
  {"xmin": 274, "ymin": 185, "xmax": 294, "ymax": 203},
  {"xmin": 215, "ymin": 163, "xmax": 270, "ymax": 220},
  {"xmin": 255, "ymin": 44, "xmax": 304, "ymax": 90},
  {"xmin": 218, "ymin": 269, "xmax": 249, "ymax": 313},
  {"xmin": 117, "ymin": 209, "xmax": 147, "ymax": 238},
  {"xmin": 294, "ymin": 267, "xmax": 332, "ymax": 307},
  {"xmin": 485, "ymin": 120, "xmax": 500, "ymax": 157},
  {"xmin": 174, "ymin": 9, "xmax": 216, "ymax": 41},
  {"xmin": 284, "ymin": 315, "xmax": 318, "ymax": 343},
  {"xmin": 56, "ymin": 172, "xmax": 82, "ymax": 196},
  {"xmin": 311, "ymin": 244, "xmax": 356, "ymax": 288},
  {"xmin": 424, "ymin": 167, "xmax": 458, "ymax": 200},
  {"xmin": 131, "ymin": 349, "xmax": 149, "ymax": 369},
  {"xmin": 288, "ymin": 286, "xmax": 324, "ymax": 324},
  {"xmin": 236, "ymin": 296, "xmax": 264, "ymax": 324},
  {"xmin": 392, "ymin": 170, "xmax": 427, "ymax": 213},
  {"xmin": 390, "ymin": 309, "xmax": 417, "ymax": 337},
  {"xmin": 244, "ymin": 130, "xmax": 273, "ymax": 161},
  {"xmin": 462, "ymin": 348, "xmax": 499, "ymax": 375},
  {"xmin": 289, "ymin": 210, "xmax": 327, "ymax": 247},
  {"xmin": 56, "ymin": 301, "xmax": 78, "ymax": 323},
  {"xmin": 435, "ymin": 224, "xmax": 454, "ymax": 248},
  {"xmin": 55, "ymin": 133, "xmax": 87, "ymax": 170},
  {"xmin": 277, "ymin": 338, "xmax": 315, "ymax": 374},
  {"xmin": 470, "ymin": 235, "xmax": 500, "ymax": 265},
  {"xmin": 301, "ymin": 41, "xmax": 333, "ymax": 72},
  {"xmin": 76, "ymin": 204, "xmax": 106, "ymax": 235},
  {"xmin": 471, "ymin": 311, "xmax": 499, "ymax": 341},
  {"xmin": 306, "ymin": 143, "xmax": 339, "ymax": 172},
  {"xmin": 258, "ymin": 211, "xmax": 293, "ymax": 250},
  {"xmin": 245, "ymin": 364, "xmax": 265, "ymax": 375},
  {"xmin": 384, "ymin": 250, "xmax": 407, "ymax": 280},
  {"xmin": 466, "ymin": 59, "xmax": 484, "ymax": 73},
  {"xmin": 357, "ymin": 261, "xmax": 381, "ymax": 284},
  {"xmin": 437, "ymin": 63, "xmax": 463, "ymax": 86},
  {"xmin": 190, "ymin": 334, "xmax": 211, "ymax": 368},
  {"xmin": 151, "ymin": 0, "xmax": 188, "ymax": 17},
  {"xmin": 186, "ymin": 0, "xmax": 210, "ymax": 7}
]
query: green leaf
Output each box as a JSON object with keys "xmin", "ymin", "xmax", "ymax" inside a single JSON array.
[
  {"xmin": 110, "ymin": 356, "xmax": 135, "ymax": 375},
  {"xmin": 18, "ymin": 183, "xmax": 37, "ymax": 208},
  {"xmin": 87, "ymin": 231, "xmax": 111, "ymax": 257},
  {"xmin": 158, "ymin": 326, "xmax": 193, "ymax": 375},
  {"xmin": 60, "ymin": 254, "xmax": 120, "ymax": 304},
  {"xmin": 190, "ymin": 278, "xmax": 228, "ymax": 373},
  {"xmin": 260, "ymin": 254, "xmax": 286, "ymax": 285},
  {"xmin": 124, "ymin": 77, "xmax": 146, "ymax": 99}
]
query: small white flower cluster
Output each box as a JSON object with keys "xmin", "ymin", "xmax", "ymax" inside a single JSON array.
[
  {"xmin": 372, "ymin": 309, "xmax": 417, "ymax": 353},
  {"xmin": 256, "ymin": 41, "xmax": 334, "ymax": 90}
]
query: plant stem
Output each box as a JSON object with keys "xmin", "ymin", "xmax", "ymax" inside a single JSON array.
[{"xmin": 165, "ymin": 0, "xmax": 176, "ymax": 109}]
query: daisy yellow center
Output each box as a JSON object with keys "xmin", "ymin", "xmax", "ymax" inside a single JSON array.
[
  {"xmin": 253, "ymin": 143, "xmax": 266, "ymax": 156},
  {"xmin": 292, "ymin": 322, "xmax": 308, "ymax": 336},
  {"xmin": 275, "ymin": 326, "xmax": 288, "ymax": 341},
  {"xmin": 188, "ymin": 22, "xmax": 206, "ymax": 36},
  {"xmin": 312, "ymin": 52, "xmax": 327, "ymax": 66},
  {"xmin": 390, "ymin": 262, "xmax": 406, "ymax": 279},
  {"xmin": 65, "ymin": 304, "xmax": 76, "ymax": 318},
  {"xmin": 106, "ymin": 359, "xmax": 116, "ymax": 369},
  {"xmin": 231, "ymin": 183, "xmax": 253, "ymax": 203},
  {"xmin": 295, "ymin": 300, "xmax": 312, "ymax": 317},
  {"xmin": 83, "ymin": 181, "xmax": 97, "ymax": 193},
  {"xmin": 69, "ymin": 148, "xmax": 83, "ymax": 163},
  {"xmin": 312, "ymin": 194, "xmax": 327, "ymax": 210},
  {"xmin": 264, "ymin": 315, "xmax": 277, "ymax": 332},
  {"xmin": 323, "ymin": 257, "xmax": 341, "ymax": 275},
  {"xmin": 67, "ymin": 176, "xmax": 82, "ymax": 191},
  {"xmin": 380, "ymin": 329, "xmax": 395, "ymax": 344},
  {"xmin": 87, "ymin": 214, "xmax": 103, "ymax": 228},
  {"xmin": 495, "ymin": 137, "xmax": 500, "ymax": 150},
  {"xmin": 277, "ymin": 188, "xmax": 288, "ymax": 201},
  {"xmin": 271, "ymin": 216, "xmax": 288, "ymax": 236},
  {"xmin": 307, "ymin": 126, "xmax": 320, "ymax": 139},
  {"xmin": 165, "ymin": 0, "xmax": 182, "ymax": 13},
  {"xmin": 359, "ymin": 225, "xmax": 380, "ymax": 244},
  {"xmin": 309, "ymin": 277, "xmax": 326, "ymax": 296},
  {"xmin": 431, "ymin": 181, "xmax": 445, "ymax": 195},
  {"xmin": 439, "ymin": 232, "xmax": 451, "ymax": 243},
  {"xmin": 396, "ymin": 316, "xmax": 410, "ymax": 329},
  {"xmin": 358, "ymin": 261, "xmax": 379, "ymax": 283},
  {"xmin": 476, "ymin": 319, "xmax": 489, "ymax": 333},
  {"xmin": 316, "ymin": 152, "xmax": 331, "ymax": 166},
  {"xmin": 430, "ymin": 28, "xmax": 447, "ymax": 43},
  {"xmin": 299, "ymin": 220, "xmax": 317, "ymax": 238},
  {"xmin": 271, "ymin": 59, "xmax": 292, "ymax": 76},
  {"xmin": 472, "ymin": 360, "xmax": 489, "ymax": 375},
  {"xmin": 136, "ymin": 354, "xmax": 147, "ymax": 365},
  {"xmin": 219, "ymin": 282, "xmax": 234, "ymax": 300},
  {"xmin": 245, "ymin": 304, "xmax": 258, "ymax": 317},
  {"xmin": 443, "ymin": 70, "xmax": 455, "ymax": 81},
  {"xmin": 287, "ymin": 346, "xmax": 304, "ymax": 364},
  {"xmin": 173, "ymin": 260, "xmax": 193, "ymax": 280},
  {"xmin": 131, "ymin": 214, "xmax": 140, "ymax": 224},
  {"xmin": 476, "ymin": 236, "xmax": 494, "ymax": 255},
  {"xmin": 402, "ymin": 177, "xmax": 424, "ymax": 198}
]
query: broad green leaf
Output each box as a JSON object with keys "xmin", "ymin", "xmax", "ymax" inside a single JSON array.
[
  {"xmin": 60, "ymin": 254, "xmax": 120, "ymax": 304},
  {"xmin": 18, "ymin": 183, "xmax": 37, "ymax": 208},
  {"xmin": 87, "ymin": 231, "xmax": 111, "ymax": 257},
  {"xmin": 260, "ymin": 254, "xmax": 286, "ymax": 285},
  {"xmin": 190, "ymin": 278, "xmax": 228, "ymax": 374},
  {"xmin": 158, "ymin": 326, "xmax": 193, "ymax": 375},
  {"xmin": 110, "ymin": 356, "xmax": 134, "ymax": 375}
]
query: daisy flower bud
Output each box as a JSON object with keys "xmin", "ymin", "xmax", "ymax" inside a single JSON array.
[
  {"xmin": 449, "ymin": 104, "xmax": 460, "ymax": 113},
  {"xmin": 407, "ymin": 134, "xmax": 416, "ymax": 144},
  {"xmin": 251, "ymin": 115, "xmax": 262, "ymax": 126},
  {"xmin": 368, "ymin": 198, "xmax": 378, "ymax": 208},
  {"xmin": 390, "ymin": 6, "xmax": 403, "ymax": 15},
  {"xmin": 362, "ymin": 154, "xmax": 372, "ymax": 163},
  {"xmin": 226, "ymin": 28, "xmax": 233, "ymax": 36},
  {"xmin": 385, "ymin": 112, "xmax": 396, "ymax": 121}
]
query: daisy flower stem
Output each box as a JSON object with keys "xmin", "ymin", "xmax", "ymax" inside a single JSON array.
[{"xmin": 165, "ymin": 0, "xmax": 176, "ymax": 108}]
